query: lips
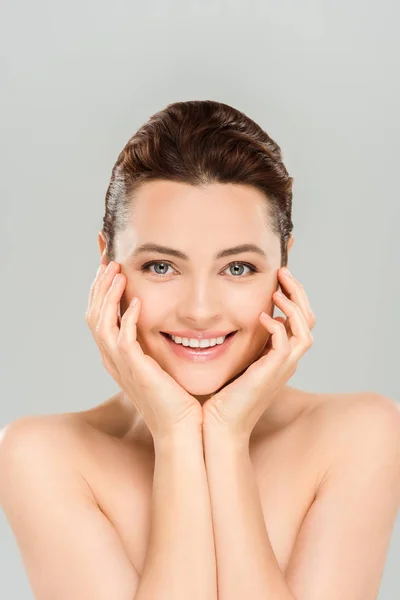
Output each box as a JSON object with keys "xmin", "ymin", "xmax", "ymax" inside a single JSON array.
[
  {"xmin": 161, "ymin": 330, "xmax": 237, "ymax": 340},
  {"xmin": 161, "ymin": 331, "xmax": 237, "ymax": 343},
  {"xmin": 160, "ymin": 330, "xmax": 238, "ymax": 361}
]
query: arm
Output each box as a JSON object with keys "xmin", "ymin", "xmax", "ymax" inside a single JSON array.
[
  {"xmin": 0, "ymin": 417, "xmax": 217, "ymax": 600},
  {"xmin": 203, "ymin": 426, "xmax": 295, "ymax": 600},
  {"xmin": 0, "ymin": 417, "xmax": 139, "ymax": 600},
  {"xmin": 134, "ymin": 424, "xmax": 217, "ymax": 600},
  {"xmin": 203, "ymin": 394, "xmax": 400, "ymax": 600}
]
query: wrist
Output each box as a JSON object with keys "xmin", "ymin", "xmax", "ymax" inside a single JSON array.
[
  {"xmin": 202, "ymin": 422, "xmax": 251, "ymax": 452},
  {"xmin": 154, "ymin": 421, "xmax": 203, "ymax": 453}
]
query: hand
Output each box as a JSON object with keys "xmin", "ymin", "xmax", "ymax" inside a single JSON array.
[
  {"xmin": 202, "ymin": 267, "xmax": 316, "ymax": 441},
  {"xmin": 85, "ymin": 261, "xmax": 203, "ymax": 442}
]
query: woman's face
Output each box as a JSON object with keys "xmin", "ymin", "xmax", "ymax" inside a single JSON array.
[{"xmin": 103, "ymin": 180, "xmax": 290, "ymax": 404}]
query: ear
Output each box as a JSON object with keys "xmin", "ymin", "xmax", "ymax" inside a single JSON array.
[
  {"xmin": 98, "ymin": 231, "xmax": 109, "ymax": 266},
  {"xmin": 287, "ymin": 234, "xmax": 294, "ymax": 253}
]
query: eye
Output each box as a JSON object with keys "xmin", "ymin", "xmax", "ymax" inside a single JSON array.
[
  {"xmin": 140, "ymin": 260, "xmax": 259, "ymax": 278},
  {"xmin": 224, "ymin": 262, "xmax": 258, "ymax": 277},
  {"xmin": 141, "ymin": 261, "xmax": 176, "ymax": 277}
]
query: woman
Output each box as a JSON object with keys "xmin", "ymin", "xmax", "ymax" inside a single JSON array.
[{"xmin": 1, "ymin": 100, "xmax": 399, "ymax": 600}]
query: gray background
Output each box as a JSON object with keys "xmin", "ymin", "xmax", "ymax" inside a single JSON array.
[{"xmin": 1, "ymin": 0, "xmax": 399, "ymax": 598}]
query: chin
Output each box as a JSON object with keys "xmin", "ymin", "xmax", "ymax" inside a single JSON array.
[
  {"xmin": 192, "ymin": 393, "xmax": 214, "ymax": 404},
  {"xmin": 173, "ymin": 372, "xmax": 228, "ymax": 397},
  {"xmin": 170, "ymin": 364, "xmax": 249, "ymax": 400}
]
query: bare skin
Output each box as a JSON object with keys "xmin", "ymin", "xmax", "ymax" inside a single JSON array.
[
  {"xmin": 1, "ymin": 180, "xmax": 399, "ymax": 598},
  {"xmin": 18, "ymin": 385, "xmax": 348, "ymax": 576},
  {"xmin": 2, "ymin": 383, "xmax": 399, "ymax": 600}
]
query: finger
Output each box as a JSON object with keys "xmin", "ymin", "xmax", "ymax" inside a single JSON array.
[
  {"xmin": 259, "ymin": 312, "xmax": 291, "ymax": 363},
  {"xmin": 277, "ymin": 269, "xmax": 316, "ymax": 329},
  {"xmin": 273, "ymin": 316, "xmax": 287, "ymax": 328},
  {"xmin": 262, "ymin": 314, "xmax": 287, "ymax": 352},
  {"xmin": 273, "ymin": 299, "xmax": 292, "ymax": 336},
  {"xmin": 86, "ymin": 264, "xmax": 106, "ymax": 318},
  {"xmin": 118, "ymin": 296, "xmax": 142, "ymax": 355},
  {"xmin": 273, "ymin": 291, "xmax": 313, "ymax": 358},
  {"xmin": 87, "ymin": 262, "xmax": 120, "ymax": 328},
  {"xmin": 96, "ymin": 272, "xmax": 125, "ymax": 350}
]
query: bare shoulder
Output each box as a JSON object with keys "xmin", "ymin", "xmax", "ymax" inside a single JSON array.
[
  {"xmin": 0, "ymin": 405, "xmax": 146, "ymax": 507},
  {"xmin": 304, "ymin": 389, "xmax": 400, "ymax": 436},
  {"xmin": 0, "ymin": 405, "xmax": 128, "ymax": 462},
  {"xmin": 0, "ymin": 413, "xmax": 141, "ymax": 598},
  {"xmin": 0, "ymin": 406, "xmax": 148, "ymax": 509},
  {"xmin": 0, "ymin": 412, "xmax": 99, "ymax": 497},
  {"xmin": 0, "ymin": 411, "xmax": 91, "ymax": 452},
  {"xmin": 0, "ymin": 412, "xmax": 78, "ymax": 449},
  {"xmin": 300, "ymin": 389, "xmax": 400, "ymax": 485},
  {"xmin": 0, "ymin": 395, "xmax": 131, "ymax": 451}
]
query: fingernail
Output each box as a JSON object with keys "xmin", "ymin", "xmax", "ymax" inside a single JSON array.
[
  {"xmin": 130, "ymin": 297, "xmax": 138, "ymax": 307},
  {"xmin": 283, "ymin": 267, "xmax": 293, "ymax": 277}
]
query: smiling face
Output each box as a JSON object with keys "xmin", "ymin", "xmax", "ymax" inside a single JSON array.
[{"xmin": 99, "ymin": 180, "xmax": 293, "ymax": 404}]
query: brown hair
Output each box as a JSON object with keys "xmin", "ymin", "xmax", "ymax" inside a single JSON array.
[{"xmin": 102, "ymin": 100, "xmax": 294, "ymax": 266}]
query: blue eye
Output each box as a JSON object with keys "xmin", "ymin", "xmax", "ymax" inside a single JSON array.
[
  {"xmin": 142, "ymin": 261, "xmax": 174, "ymax": 276},
  {"xmin": 140, "ymin": 261, "xmax": 259, "ymax": 278},
  {"xmin": 226, "ymin": 262, "xmax": 257, "ymax": 277}
]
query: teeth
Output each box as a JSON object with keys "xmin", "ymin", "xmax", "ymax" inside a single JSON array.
[{"xmin": 168, "ymin": 334, "xmax": 227, "ymax": 348}]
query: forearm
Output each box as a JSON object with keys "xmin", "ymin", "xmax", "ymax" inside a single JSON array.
[
  {"xmin": 134, "ymin": 426, "xmax": 217, "ymax": 600},
  {"xmin": 203, "ymin": 429, "xmax": 295, "ymax": 600}
]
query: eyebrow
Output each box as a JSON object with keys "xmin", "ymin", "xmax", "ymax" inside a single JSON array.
[{"xmin": 128, "ymin": 243, "xmax": 268, "ymax": 261}]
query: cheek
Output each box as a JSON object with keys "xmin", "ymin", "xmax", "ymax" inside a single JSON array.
[
  {"xmin": 122, "ymin": 277, "xmax": 172, "ymax": 311},
  {"xmin": 135, "ymin": 292, "xmax": 175, "ymax": 332},
  {"xmin": 238, "ymin": 290, "xmax": 275, "ymax": 321}
]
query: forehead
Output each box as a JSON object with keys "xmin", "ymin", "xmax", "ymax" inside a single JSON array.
[
  {"xmin": 115, "ymin": 180, "xmax": 279, "ymax": 262},
  {"xmin": 132, "ymin": 180, "xmax": 270, "ymax": 233}
]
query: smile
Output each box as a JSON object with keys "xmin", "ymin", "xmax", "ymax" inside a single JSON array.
[{"xmin": 160, "ymin": 331, "xmax": 238, "ymax": 361}]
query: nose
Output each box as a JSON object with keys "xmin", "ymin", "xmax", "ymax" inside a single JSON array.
[{"xmin": 176, "ymin": 281, "xmax": 224, "ymax": 324}]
